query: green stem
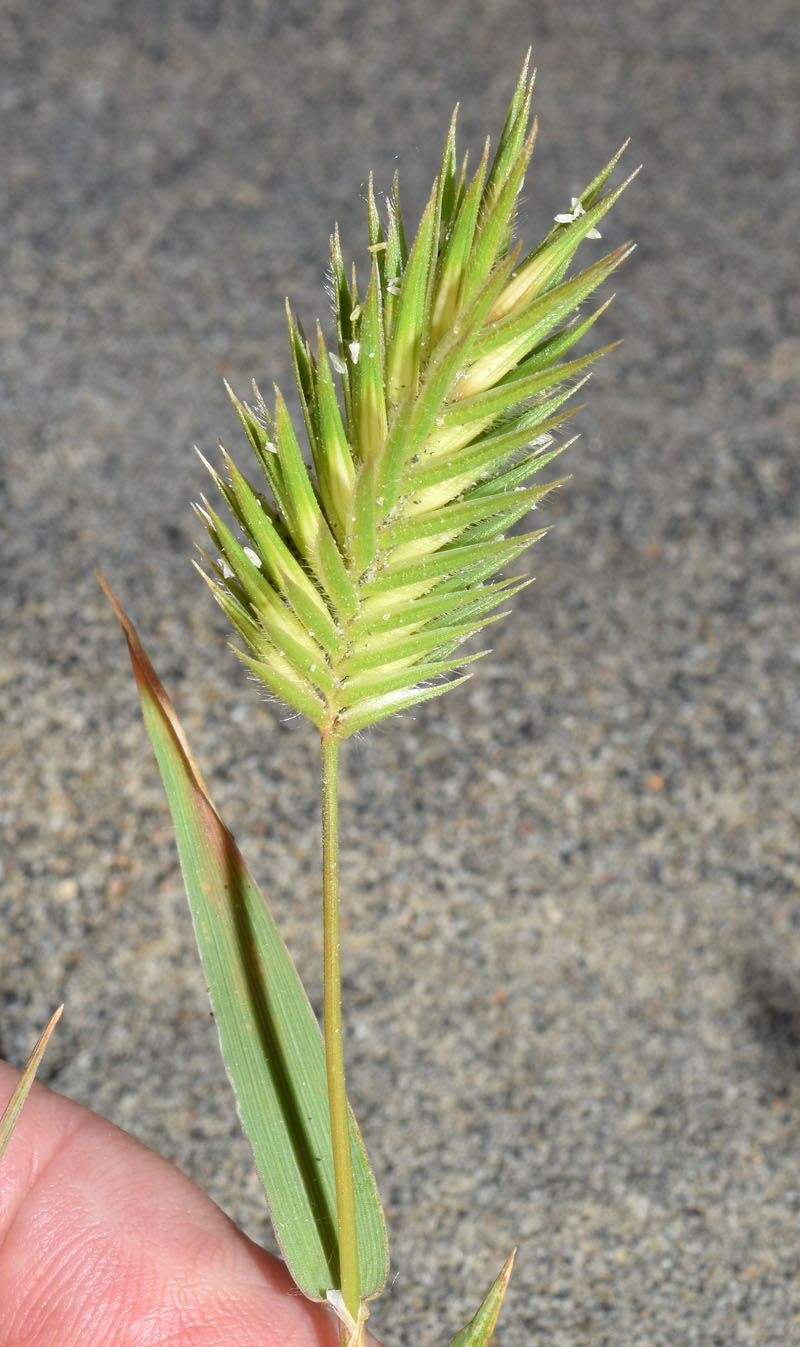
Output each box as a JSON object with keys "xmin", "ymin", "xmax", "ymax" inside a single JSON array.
[{"xmin": 321, "ymin": 732, "xmax": 361, "ymax": 1324}]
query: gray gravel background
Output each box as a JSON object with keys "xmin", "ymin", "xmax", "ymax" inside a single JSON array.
[{"xmin": 2, "ymin": 2, "xmax": 799, "ymax": 1344}]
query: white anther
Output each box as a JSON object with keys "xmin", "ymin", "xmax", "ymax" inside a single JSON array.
[{"xmin": 554, "ymin": 196, "xmax": 601, "ymax": 238}]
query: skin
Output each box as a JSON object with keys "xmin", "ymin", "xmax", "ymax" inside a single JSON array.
[{"xmin": 0, "ymin": 1062, "xmax": 345, "ymax": 1347}]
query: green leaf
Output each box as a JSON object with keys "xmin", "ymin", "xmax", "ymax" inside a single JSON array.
[
  {"xmin": 100, "ymin": 576, "xmax": 388, "ymax": 1303},
  {"xmin": 448, "ymin": 1250, "xmax": 516, "ymax": 1347},
  {"xmin": 0, "ymin": 1006, "xmax": 63, "ymax": 1163}
]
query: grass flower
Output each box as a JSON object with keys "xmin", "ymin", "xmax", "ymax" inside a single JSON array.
[{"xmin": 194, "ymin": 56, "xmax": 636, "ymax": 744}]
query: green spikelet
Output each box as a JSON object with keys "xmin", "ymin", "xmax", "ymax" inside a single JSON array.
[{"xmin": 197, "ymin": 56, "xmax": 636, "ymax": 740}]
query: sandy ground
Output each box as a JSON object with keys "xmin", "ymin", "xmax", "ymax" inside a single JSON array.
[{"xmin": 2, "ymin": 2, "xmax": 799, "ymax": 1343}]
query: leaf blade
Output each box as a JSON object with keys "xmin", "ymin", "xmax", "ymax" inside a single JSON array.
[
  {"xmin": 0, "ymin": 1006, "xmax": 63, "ymax": 1162},
  {"xmin": 448, "ymin": 1250, "xmax": 516, "ymax": 1347},
  {"xmin": 99, "ymin": 575, "xmax": 388, "ymax": 1303}
]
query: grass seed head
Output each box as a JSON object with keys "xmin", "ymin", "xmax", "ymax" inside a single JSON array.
[{"xmin": 198, "ymin": 62, "xmax": 635, "ymax": 740}]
